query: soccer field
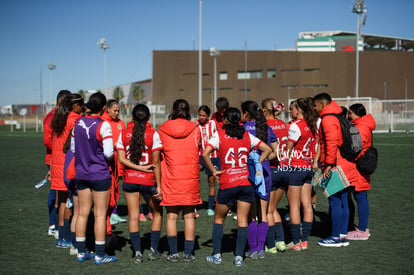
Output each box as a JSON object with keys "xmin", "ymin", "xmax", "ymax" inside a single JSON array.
[{"xmin": 0, "ymin": 132, "xmax": 413, "ymax": 274}]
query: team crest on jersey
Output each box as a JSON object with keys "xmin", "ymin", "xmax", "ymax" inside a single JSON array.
[{"xmin": 118, "ymin": 124, "xmax": 123, "ymax": 130}]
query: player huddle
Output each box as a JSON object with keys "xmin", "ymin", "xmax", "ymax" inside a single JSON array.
[{"xmin": 43, "ymin": 91, "xmax": 375, "ymax": 267}]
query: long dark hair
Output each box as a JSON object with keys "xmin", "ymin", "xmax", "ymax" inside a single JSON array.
[
  {"xmin": 129, "ymin": 104, "xmax": 150, "ymax": 165},
  {"xmin": 295, "ymin": 97, "xmax": 317, "ymax": 135},
  {"xmin": 51, "ymin": 93, "xmax": 73, "ymax": 137},
  {"xmin": 169, "ymin": 99, "xmax": 191, "ymax": 120},
  {"xmin": 222, "ymin": 107, "xmax": 245, "ymax": 139},
  {"xmin": 241, "ymin": 100, "xmax": 268, "ymax": 142}
]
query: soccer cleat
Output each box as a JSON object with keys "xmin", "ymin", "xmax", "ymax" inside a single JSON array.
[
  {"xmin": 111, "ymin": 213, "xmax": 127, "ymax": 224},
  {"xmin": 183, "ymin": 254, "xmax": 196, "ymax": 262},
  {"xmin": 94, "ymin": 254, "xmax": 117, "ymax": 264},
  {"xmin": 347, "ymin": 228, "xmax": 370, "ymax": 240},
  {"xmin": 317, "ymin": 236, "xmax": 343, "ymax": 247},
  {"xmin": 275, "ymin": 241, "xmax": 286, "ymax": 252},
  {"xmin": 257, "ymin": 250, "xmax": 265, "ymax": 259},
  {"xmin": 286, "ymin": 242, "xmax": 302, "ymax": 251},
  {"xmin": 194, "ymin": 209, "xmax": 200, "ymax": 218},
  {"xmin": 56, "ymin": 239, "xmax": 72, "ymax": 249},
  {"xmin": 265, "ymin": 246, "xmax": 277, "ymax": 254},
  {"xmin": 148, "ymin": 248, "xmax": 164, "ymax": 261},
  {"xmin": 48, "ymin": 225, "xmax": 56, "ymax": 236},
  {"xmin": 301, "ymin": 241, "xmax": 308, "ymax": 250},
  {"xmin": 139, "ymin": 213, "xmax": 147, "ymax": 222},
  {"xmin": 110, "ymin": 216, "xmax": 119, "ymax": 225},
  {"xmin": 206, "ymin": 253, "xmax": 222, "ymax": 264},
  {"xmin": 166, "ymin": 253, "xmax": 179, "ymax": 263},
  {"xmin": 227, "ymin": 210, "xmax": 232, "ymax": 216},
  {"xmin": 245, "ymin": 250, "xmax": 259, "ymax": 260},
  {"xmin": 77, "ymin": 251, "xmax": 94, "ymax": 262},
  {"xmin": 70, "ymin": 244, "xmax": 78, "ymax": 255},
  {"xmin": 207, "ymin": 209, "xmax": 215, "ymax": 216},
  {"xmin": 233, "ymin": 256, "xmax": 243, "ymax": 267},
  {"xmin": 232, "ymin": 215, "xmax": 238, "ymax": 221},
  {"xmin": 134, "ymin": 251, "xmax": 143, "ymax": 263},
  {"xmin": 147, "ymin": 213, "xmax": 153, "ymax": 221}
]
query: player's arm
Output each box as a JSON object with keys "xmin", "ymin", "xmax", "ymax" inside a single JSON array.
[
  {"xmin": 257, "ymin": 142, "xmax": 272, "ymax": 163},
  {"xmin": 202, "ymin": 145, "xmax": 222, "ymax": 180}
]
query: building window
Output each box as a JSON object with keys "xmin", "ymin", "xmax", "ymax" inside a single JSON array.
[
  {"xmin": 240, "ymin": 88, "xmax": 251, "ymax": 92},
  {"xmin": 303, "ymin": 84, "xmax": 328, "ymax": 88},
  {"xmin": 267, "ymin": 69, "xmax": 276, "ymax": 78},
  {"xmin": 179, "ymin": 89, "xmax": 184, "ymax": 92},
  {"xmin": 237, "ymin": 70, "xmax": 263, "ymax": 79},
  {"xmin": 281, "ymin": 69, "xmax": 300, "ymax": 72},
  {"xmin": 219, "ymin": 72, "xmax": 228, "ymax": 80},
  {"xmin": 220, "ymin": 87, "xmax": 232, "ymax": 91},
  {"xmin": 304, "ymin": 68, "xmax": 320, "ymax": 72},
  {"xmin": 281, "ymin": 85, "xmax": 300, "ymax": 89}
]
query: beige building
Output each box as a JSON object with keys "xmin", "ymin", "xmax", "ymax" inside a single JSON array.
[{"xmin": 152, "ymin": 50, "xmax": 413, "ymax": 113}]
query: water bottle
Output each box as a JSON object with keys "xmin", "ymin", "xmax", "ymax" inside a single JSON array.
[{"xmin": 35, "ymin": 178, "xmax": 48, "ymax": 189}]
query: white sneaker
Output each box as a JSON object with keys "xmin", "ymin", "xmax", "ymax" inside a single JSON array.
[{"xmin": 48, "ymin": 225, "xmax": 56, "ymax": 236}]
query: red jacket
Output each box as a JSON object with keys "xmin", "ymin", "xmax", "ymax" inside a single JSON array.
[
  {"xmin": 51, "ymin": 111, "xmax": 81, "ymax": 191},
  {"xmin": 319, "ymin": 101, "xmax": 358, "ymax": 184},
  {"xmin": 352, "ymin": 114, "xmax": 376, "ymax": 191},
  {"xmin": 43, "ymin": 108, "xmax": 56, "ymax": 165},
  {"xmin": 157, "ymin": 118, "xmax": 202, "ymax": 206}
]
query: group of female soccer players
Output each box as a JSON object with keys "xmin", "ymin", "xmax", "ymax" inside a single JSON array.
[{"xmin": 46, "ymin": 92, "xmax": 373, "ymax": 267}]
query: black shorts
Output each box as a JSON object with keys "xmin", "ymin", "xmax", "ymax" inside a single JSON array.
[
  {"xmin": 75, "ymin": 178, "xmax": 111, "ymax": 192},
  {"xmin": 288, "ymin": 168, "xmax": 313, "ymax": 186},
  {"xmin": 123, "ymin": 182, "xmax": 157, "ymax": 200},
  {"xmin": 199, "ymin": 156, "xmax": 221, "ymax": 177},
  {"xmin": 271, "ymin": 167, "xmax": 289, "ymax": 191},
  {"xmin": 216, "ymin": 185, "xmax": 255, "ymax": 206}
]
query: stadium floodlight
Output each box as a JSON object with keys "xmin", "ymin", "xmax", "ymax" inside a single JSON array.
[
  {"xmin": 352, "ymin": 0, "xmax": 367, "ymax": 99},
  {"xmin": 48, "ymin": 63, "xmax": 56, "ymax": 105},
  {"xmin": 97, "ymin": 38, "xmax": 110, "ymax": 92},
  {"xmin": 209, "ymin": 47, "xmax": 220, "ymax": 112}
]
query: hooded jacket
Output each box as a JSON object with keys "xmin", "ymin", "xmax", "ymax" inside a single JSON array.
[
  {"xmin": 51, "ymin": 111, "xmax": 81, "ymax": 191},
  {"xmin": 157, "ymin": 118, "xmax": 202, "ymax": 206},
  {"xmin": 319, "ymin": 100, "xmax": 358, "ymax": 185},
  {"xmin": 352, "ymin": 114, "xmax": 376, "ymax": 191}
]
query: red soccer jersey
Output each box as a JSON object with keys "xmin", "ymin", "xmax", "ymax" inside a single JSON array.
[
  {"xmin": 116, "ymin": 123, "xmax": 156, "ymax": 186},
  {"xmin": 196, "ymin": 119, "xmax": 218, "ymax": 158},
  {"xmin": 267, "ymin": 118, "xmax": 289, "ymax": 168},
  {"xmin": 288, "ymin": 118, "xmax": 314, "ymax": 168},
  {"xmin": 207, "ymin": 129, "xmax": 261, "ymax": 190}
]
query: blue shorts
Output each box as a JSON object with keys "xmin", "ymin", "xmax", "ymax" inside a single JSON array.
[
  {"xmin": 288, "ymin": 168, "xmax": 313, "ymax": 186},
  {"xmin": 216, "ymin": 185, "xmax": 255, "ymax": 206},
  {"xmin": 123, "ymin": 182, "xmax": 157, "ymax": 200},
  {"xmin": 199, "ymin": 156, "xmax": 221, "ymax": 177},
  {"xmin": 271, "ymin": 167, "xmax": 289, "ymax": 191},
  {"xmin": 75, "ymin": 178, "xmax": 111, "ymax": 192}
]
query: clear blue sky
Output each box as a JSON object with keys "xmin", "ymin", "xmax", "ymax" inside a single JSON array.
[{"xmin": 1, "ymin": 0, "xmax": 413, "ymax": 105}]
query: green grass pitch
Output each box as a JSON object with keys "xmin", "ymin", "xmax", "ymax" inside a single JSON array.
[{"xmin": 0, "ymin": 131, "xmax": 413, "ymax": 274}]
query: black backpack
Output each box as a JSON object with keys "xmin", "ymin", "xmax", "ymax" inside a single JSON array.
[
  {"xmin": 321, "ymin": 114, "xmax": 363, "ymax": 162},
  {"xmin": 356, "ymin": 146, "xmax": 378, "ymax": 175}
]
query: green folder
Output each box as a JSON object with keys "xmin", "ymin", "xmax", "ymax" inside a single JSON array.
[{"xmin": 318, "ymin": 166, "xmax": 350, "ymax": 197}]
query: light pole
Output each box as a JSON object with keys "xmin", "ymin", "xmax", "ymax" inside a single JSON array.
[
  {"xmin": 352, "ymin": 0, "xmax": 367, "ymax": 99},
  {"xmin": 198, "ymin": 0, "xmax": 203, "ymax": 107},
  {"xmin": 48, "ymin": 63, "xmax": 56, "ymax": 104},
  {"xmin": 97, "ymin": 38, "xmax": 110, "ymax": 93},
  {"xmin": 210, "ymin": 47, "xmax": 220, "ymax": 112}
]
